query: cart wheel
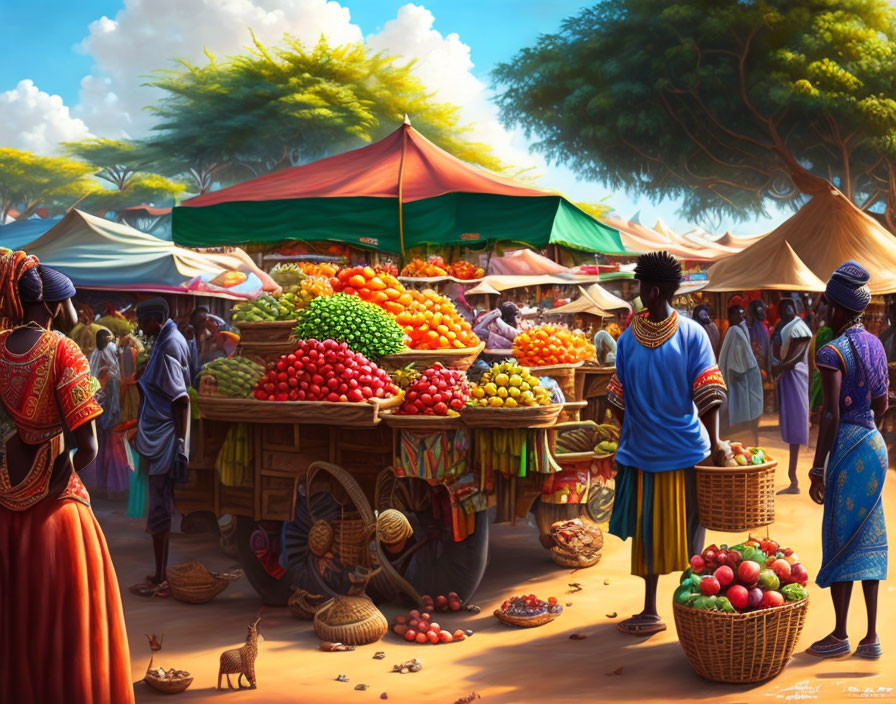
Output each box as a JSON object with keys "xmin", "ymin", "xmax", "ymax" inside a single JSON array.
[
  {"xmin": 376, "ymin": 470, "xmax": 489, "ymax": 603},
  {"xmin": 235, "ymin": 516, "xmax": 293, "ymax": 606}
]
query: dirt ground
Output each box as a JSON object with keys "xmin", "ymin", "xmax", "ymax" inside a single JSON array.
[{"xmin": 99, "ymin": 417, "xmax": 896, "ymax": 704}]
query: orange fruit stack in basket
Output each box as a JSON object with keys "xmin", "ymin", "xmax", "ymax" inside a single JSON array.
[
  {"xmin": 393, "ymin": 289, "xmax": 480, "ymax": 350},
  {"xmin": 297, "ymin": 261, "xmax": 340, "ymax": 278},
  {"xmin": 330, "ymin": 266, "xmax": 407, "ymax": 310},
  {"xmin": 512, "ymin": 324, "xmax": 597, "ymax": 367}
]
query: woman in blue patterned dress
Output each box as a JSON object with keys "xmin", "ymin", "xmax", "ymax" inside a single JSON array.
[{"xmin": 807, "ymin": 262, "xmax": 888, "ymax": 660}]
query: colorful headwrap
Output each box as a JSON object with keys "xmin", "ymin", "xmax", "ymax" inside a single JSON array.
[
  {"xmin": 826, "ymin": 260, "xmax": 871, "ymax": 314},
  {"xmin": 0, "ymin": 249, "xmax": 41, "ymax": 326}
]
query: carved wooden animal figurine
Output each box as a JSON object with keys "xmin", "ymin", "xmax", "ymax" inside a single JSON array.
[{"xmin": 217, "ymin": 609, "xmax": 263, "ymax": 690}]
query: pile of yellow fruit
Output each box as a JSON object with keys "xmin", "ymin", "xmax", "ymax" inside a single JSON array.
[{"xmin": 468, "ymin": 362, "xmax": 553, "ymax": 408}]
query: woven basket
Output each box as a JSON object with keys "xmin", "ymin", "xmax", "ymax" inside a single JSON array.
[
  {"xmin": 166, "ymin": 561, "xmax": 242, "ymax": 604},
  {"xmin": 460, "ymin": 403, "xmax": 562, "ymax": 429},
  {"xmin": 380, "ymin": 410, "xmax": 464, "ymax": 430},
  {"xmin": 312, "ymin": 595, "xmax": 388, "ymax": 645},
  {"xmin": 695, "ymin": 460, "xmax": 777, "ymax": 532},
  {"xmin": 529, "ymin": 362, "xmax": 583, "ymax": 402},
  {"xmin": 144, "ymin": 657, "xmax": 193, "ymax": 694},
  {"xmin": 380, "ymin": 341, "xmax": 485, "ymax": 372},
  {"xmin": 494, "ymin": 609, "xmax": 561, "ymax": 628},
  {"xmin": 673, "ymin": 599, "xmax": 808, "ymax": 683},
  {"xmin": 197, "ymin": 394, "xmax": 400, "ymax": 427},
  {"xmin": 238, "ymin": 339, "xmax": 298, "ymax": 365},
  {"xmin": 237, "ymin": 320, "xmax": 297, "ymax": 343}
]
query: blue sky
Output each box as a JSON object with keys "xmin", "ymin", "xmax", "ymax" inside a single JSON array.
[{"xmin": 1, "ymin": 0, "xmax": 786, "ymax": 234}]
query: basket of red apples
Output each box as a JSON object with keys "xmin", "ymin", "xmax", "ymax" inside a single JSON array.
[{"xmin": 672, "ymin": 536, "xmax": 809, "ymax": 684}]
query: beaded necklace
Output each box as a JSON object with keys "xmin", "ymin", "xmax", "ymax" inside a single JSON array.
[{"xmin": 632, "ymin": 310, "xmax": 679, "ymax": 349}]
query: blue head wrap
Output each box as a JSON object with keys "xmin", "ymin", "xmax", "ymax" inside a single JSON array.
[
  {"xmin": 826, "ymin": 260, "xmax": 871, "ymax": 313},
  {"xmin": 37, "ymin": 265, "xmax": 76, "ymax": 302}
]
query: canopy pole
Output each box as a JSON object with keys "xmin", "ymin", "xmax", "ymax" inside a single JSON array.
[{"xmin": 397, "ymin": 117, "xmax": 410, "ymax": 259}]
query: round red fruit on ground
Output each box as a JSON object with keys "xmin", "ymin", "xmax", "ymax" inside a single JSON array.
[
  {"xmin": 427, "ymin": 630, "xmax": 440, "ymax": 644},
  {"xmin": 393, "ymin": 624, "xmax": 407, "ymax": 636},
  {"xmin": 428, "ymin": 623, "xmax": 441, "ymax": 633},
  {"xmin": 415, "ymin": 632, "xmax": 428, "ymax": 644},
  {"xmin": 438, "ymin": 631, "xmax": 453, "ymax": 643},
  {"xmin": 452, "ymin": 629, "xmax": 465, "ymax": 640},
  {"xmin": 404, "ymin": 629, "xmax": 417, "ymax": 642}
]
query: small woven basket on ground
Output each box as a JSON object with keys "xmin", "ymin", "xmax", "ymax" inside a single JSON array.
[
  {"xmin": 143, "ymin": 656, "xmax": 193, "ymax": 694},
  {"xmin": 166, "ymin": 561, "xmax": 242, "ymax": 604},
  {"xmin": 493, "ymin": 609, "xmax": 561, "ymax": 628},
  {"xmin": 310, "ymin": 594, "xmax": 389, "ymax": 645},
  {"xmin": 673, "ymin": 599, "xmax": 808, "ymax": 683},
  {"xmin": 694, "ymin": 460, "xmax": 776, "ymax": 532}
]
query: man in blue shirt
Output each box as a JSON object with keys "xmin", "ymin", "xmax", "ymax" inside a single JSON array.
[
  {"xmin": 608, "ymin": 252, "xmax": 727, "ymax": 636},
  {"xmin": 133, "ymin": 298, "xmax": 191, "ymax": 596}
]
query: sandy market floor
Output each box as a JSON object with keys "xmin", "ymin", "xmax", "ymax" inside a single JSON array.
[{"xmin": 98, "ymin": 416, "xmax": 896, "ymax": 704}]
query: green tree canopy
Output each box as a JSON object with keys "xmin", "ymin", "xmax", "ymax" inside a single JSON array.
[
  {"xmin": 0, "ymin": 148, "xmax": 99, "ymax": 221},
  {"xmin": 494, "ymin": 0, "xmax": 896, "ymax": 228},
  {"xmin": 63, "ymin": 138, "xmax": 186, "ymax": 214},
  {"xmin": 144, "ymin": 36, "xmax": 506, "ymax": 194}
]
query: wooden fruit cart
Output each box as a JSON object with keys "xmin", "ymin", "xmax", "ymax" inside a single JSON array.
[{"xmin": 178, "ymin": 395, "xmax": 607, "ymax": 606}]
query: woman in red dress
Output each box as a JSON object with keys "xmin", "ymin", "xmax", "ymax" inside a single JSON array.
[{"xmin": 0, "ymin": 251, "xmax": 134, "ymax": 703}]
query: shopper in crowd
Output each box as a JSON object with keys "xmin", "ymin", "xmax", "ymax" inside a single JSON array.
[
  {"xmin": 593, "ymin": 327, "xmax": 617, "ymax": 365},
  {"xmin": 718, "ymin": 304, "xmax": 763, "ymax": 445},
  {"xmin": 772, "ymin": 297, "xmax": 812, "ymax": 494},
  {"xmin": 473, "ymin": 301, "xmax": 521, "ymax": 350},
  {"xmin": 133, "ymin": 297, "xmax": 191, "ymax": 598},
  {"xmin": 88, "ymin": 327, "xmax": 131, "ymax": 499},
  {"xmin": 692, "ymin": 304, "xmax": 721, "ymax": 359},
  {"xmin": 879, "ymin": 299, "xmax": 896, "ymax": 364},
  {"xmin": 0, "ymin": 251, "xmax": 134, "ymax": 703},
  {"xmin": 808, "ymin": 261, "xmax": 888, "ymax": 660},
  {"xmin": 748, "ymin": 299, "xmax": 771, "ymax": 371},
  {"xmin": 608, "ymin": 251, "xmax": 726, "ymax": 636}
]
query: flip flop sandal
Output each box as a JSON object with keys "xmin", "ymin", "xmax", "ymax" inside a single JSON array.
[
  {"xmin": 616, "ymin": 615, "xmax": 667, "ymax": 637},
  {"xmin": 855, "ymin": 641, "xmax": 882, "ymax": 660},
  {"xmin": 129, "ymin": 582, "xmax": 158, "ymax": 598},
  {"xmin": 807, "ymin": 636, "xmax": 851, "ymax": 658}
]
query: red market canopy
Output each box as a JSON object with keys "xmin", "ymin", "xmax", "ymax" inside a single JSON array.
[{"xmin": 172, "ymin": 120, "xmax": 626, "ymax": 256}]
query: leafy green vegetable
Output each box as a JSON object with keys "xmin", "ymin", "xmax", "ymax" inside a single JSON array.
[{"xmin": 294, "ymin": 293, "xmax": 405, "ymax": 360}]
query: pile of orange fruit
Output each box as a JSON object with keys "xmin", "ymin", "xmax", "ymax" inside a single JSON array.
[
  {"xmin": 512, "ymin": 324, "xmax": 596, "ymax": 367},
  {"xmin": 296, "ymin": 261, "xmax": 340, "ymax": 278},
  {"xmin": 392, "ymin": 289, "xmax": 480, "ymax": 350},
  {"xmin": 448, "ymin": 260, "xmax": 484, "ymax": 280},
  {"xmin": 400, "ymin": 256, "xmax": 449, "ymax": 278},
  {"xmin": 329, "ymin": 268, "xmax": 479, "ymax": 351}
]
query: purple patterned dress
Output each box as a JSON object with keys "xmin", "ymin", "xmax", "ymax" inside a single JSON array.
[{"xmin": 814, "ymin": 326, "xmax": 889, "ymax": 587}]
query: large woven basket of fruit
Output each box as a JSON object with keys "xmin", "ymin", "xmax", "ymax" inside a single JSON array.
[
  {"xmin": 462, "ymin": 362, "xmax": 563, "ymax": 428},
  {"xmin": 232, "ymin": 293, "xmax": 301, "ymax": 341},
  {"xmin": 494, "ymin": 594, "xmax": 563, "ymax": 628},
  {"xmin": 673, "ymin": 537, "xmax": 809, "ymax": 683},
  {"xmin": 695, "ymin": 443, "xmax": 776, "ymax": 532},
  {"xmin": 380, "ymin": 341, "xmax": 485, "ymax": 373}
]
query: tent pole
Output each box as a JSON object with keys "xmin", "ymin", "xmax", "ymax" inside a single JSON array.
[{"xmin": 397, "ymin": 118, "xmax": 409, "ymax": 260}]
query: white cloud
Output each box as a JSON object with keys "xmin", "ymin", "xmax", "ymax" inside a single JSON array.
[
  {"xmin": 74, "ymin": 0, "xmax": 363, "ymax": 136},
  {"xmin": 4, "ymin": 0, "xmax": 535, "ymax": 176},
  {"xmin": 0, "ymin": 80, "xmax": 91, "ymax": 153},
  {"xmin": 367, "ymin": 4, "xmax": 536, "ymax": 172}
]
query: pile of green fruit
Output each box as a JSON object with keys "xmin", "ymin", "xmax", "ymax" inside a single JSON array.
[
  {"xmin": 198, "ymin": 357, "xmax": 266, "ymax": 398},
  {"xmin": 232, "ymin": 293, "xmax": 300, "ymax": 324},
  {"xmin": 294, "ymin": 293, "xmax": 405, "ymax": 360}
]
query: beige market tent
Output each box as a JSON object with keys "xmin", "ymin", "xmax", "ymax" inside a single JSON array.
[
  {"xmin": 465, "ymin": 276, "xmax": 630, "ymax": 311},
  {"xmin": 544, "ymin": 287, "xmax": 614, "ymax": 318},
  {"xmin": 704, "ymin": 187, "xmax": 896, "ymax": 295},
  {"xmin": 705, "ymin": 240, "xmax": 826, "ymax": 292}
]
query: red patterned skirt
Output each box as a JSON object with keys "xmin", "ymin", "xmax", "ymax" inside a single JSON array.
[{"xmin": 0, "ymin": 497, "xmax": 135, "ymax": 703}]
